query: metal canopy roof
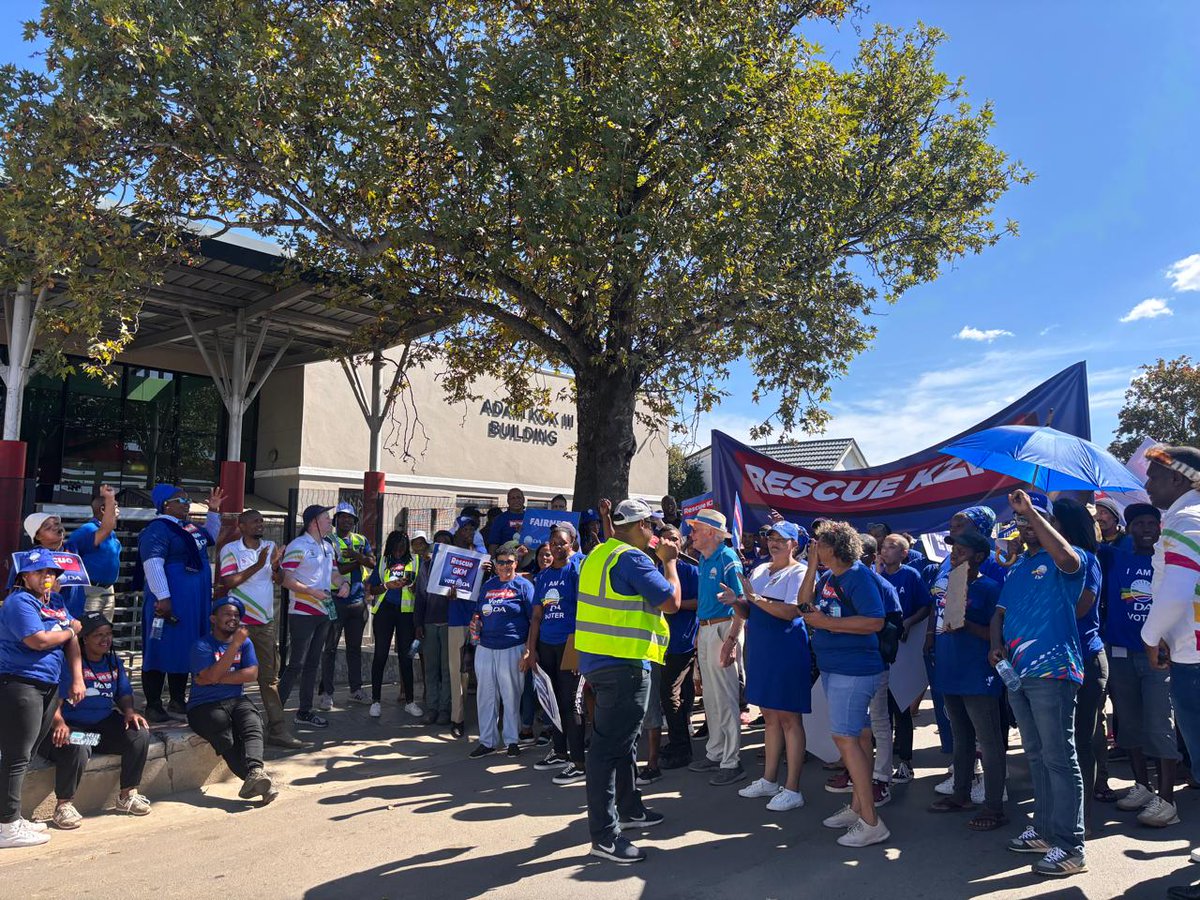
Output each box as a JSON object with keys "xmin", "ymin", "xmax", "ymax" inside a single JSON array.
[{"xmin": 118, "ymin": 229, "xmax": 437, "ymax": 369}]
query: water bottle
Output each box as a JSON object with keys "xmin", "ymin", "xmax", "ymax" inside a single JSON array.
[
  {"xmin": 408, "ymin": 639, "xmax": 422, "ymax": 659},
  {"xmin": 995, "ymin": 658, "xmax": 1022, "ymax": 693},
  {"xmin": 150, "ymin": 616, "xmax": 164, "ymax": 641},
  {"xmin": 68, "ymin": 731, "xmax": 101, "ymax": 747}
]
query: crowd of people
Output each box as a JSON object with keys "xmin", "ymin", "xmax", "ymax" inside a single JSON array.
[{"xmin": 3, "ymin": 447, "xmax": 1200, "ymax": 896}]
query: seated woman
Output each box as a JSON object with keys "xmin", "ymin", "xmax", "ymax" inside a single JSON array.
[
  {"xmin": 469, "ymin": 548, "xmax": 533, "ymax": 759},
  {"xmin": 40, "ymin": 612, "xmax": 152, "ymax": 829}
]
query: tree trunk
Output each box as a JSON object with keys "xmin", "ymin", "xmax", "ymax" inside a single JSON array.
[{"xmin": 572, "ymin": 365, "xmax": 640, "ymax": 510}]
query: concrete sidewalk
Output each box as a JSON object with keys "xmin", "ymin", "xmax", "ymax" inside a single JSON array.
[{"xmin": 2, "ymin": 697, "xmax": 1196, "ymax": 899}]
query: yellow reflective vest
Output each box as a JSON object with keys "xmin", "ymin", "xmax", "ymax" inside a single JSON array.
[
  {"xmin": 574, "ymin": 538, "xmax": 670, "ymax": 664},
  {"xmin": 370, "ymin": 554, "xmax": 420, "ymax": 614}
]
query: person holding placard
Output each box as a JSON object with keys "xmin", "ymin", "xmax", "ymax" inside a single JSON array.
[{"xmin": 928, "ymin": 531, "xmax": 1006, "ymax": 831}]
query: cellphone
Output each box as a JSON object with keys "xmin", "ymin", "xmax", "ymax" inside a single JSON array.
[{"xmin": 648, "ymin": 536, "xmax": 660, "ymax": 550}]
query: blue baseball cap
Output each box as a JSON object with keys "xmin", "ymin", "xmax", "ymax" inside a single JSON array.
[
  {"xmin": 333, "ymin": 502, "xmax": 358, "ymax": 521},
  {"xmin": 766, "ymin": 521, "xmax": 801, "ymax": 542},
  {"xmin": 1027, "ymin": 492, "xmax": 1052, "ymax": 516},
  {"xmin": 212, "ymin": 596, "xmax": 245, "ymax": 617}
]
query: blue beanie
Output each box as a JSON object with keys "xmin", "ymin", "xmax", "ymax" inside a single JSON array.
[{"xmin": 152, "ymin": 484, "xmax": 184, "ymax": 512}]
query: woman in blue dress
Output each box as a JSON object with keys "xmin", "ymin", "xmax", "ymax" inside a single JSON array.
[
  {"xmin": 726, "ymin": 521, "xmax": 811, "ymax": 812},
  {"xmin": 139, "ymin": 484, "xmax": 225, "ymax": 723}
]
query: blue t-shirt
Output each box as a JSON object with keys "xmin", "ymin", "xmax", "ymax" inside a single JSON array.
[
  {"xmin": 188, "ymin": 634, "xmax": 258, "ymax": 709},
  {"xmin": 533, "ymin": 559, "xmax": 580, "ymax": 646},
  {"xmin": 477, "ymin": 576, "xmax": 533, "ymax": 650},
  {"xmin": 934, "ymin": 575, "xmax": 1002, "ymax": 696},
  {"xmin": 998, "ymin": 547, "xmax": 1086, "ymax": 683},
  {"xmin": 880, "ymin": 564, "xmax": 933, "ymax": 619},
  {"xmin": 66, "ymin": 520, "xmax": 123, "ymax": 587},
  {"xmin": 578, "ymin": 546, "xmax": 675, "ymax": 674},
  {"xmin": 666, "ymin": 561, "xmax": 700, "ymax": 655},
  {"xmin": 487, "ymin": 511, "xmax": 524, "ymax": 548},
  {"xmin": 1101, "ymin": 545, "xmax": 1155, "ymax": 650},
  {"xmin": 0, "ymin": 590, "xmax": 74, "ymax": 684},
  {"xmin": 812, "ymin": 562, "xmax": 886, "ymax": 676},
  {"xmin": 1074, "ymin": 549, "xmax": 1104, "ymax": 659},
  {"xmin": 61, "ymin": 653, "xmax": 131, "ymax": 726},
  {"xmin": 696, "ymin": 545, "xmax": 743, "ymax": 620}
]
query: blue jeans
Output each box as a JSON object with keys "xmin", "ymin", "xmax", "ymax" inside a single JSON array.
[
  {"xmin": 1170, "ymin": 662, "xmax": 1200, "ymax": 767},
  {"xmin": 924, "ymin": 648, "xmax": 953, "ymax": 754},
  {"xmin": 585, "ymin": 665, "xmax": 650, "ymax": 844},
  {"xmin": 1009, "ymin": 677, "xmax": 1084, "ymax": 855}
]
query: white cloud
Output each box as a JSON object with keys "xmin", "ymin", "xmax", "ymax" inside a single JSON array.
[
  {"xmin": 1167, "ymin": 253, "xmax": 1200, "ymax": 292},
  {"xmin": 1039, "ymin": 324, "xmax": 1059, "ymax": 337},
  {"xmin": 955, "ymin": 326, "xmax": 1014, "ymax": 343},
  {"xmin": 1119, "ymin": 297, "xmax": 1173, "ymax": 323}
]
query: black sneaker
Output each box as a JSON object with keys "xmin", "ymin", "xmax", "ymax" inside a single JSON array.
[
  {"xmin": 294, "ymin": 711, "xmax": 329, "ymax": 728},
  {"xmin": 659, "ymin": 754, "xmax": 692, "ymax": 770},
  {"xmin": 535, "ymin": 751, "xmax": 569, "ymax": 771},
  {"xmin": 238, "ymin": 768, "xmax": 274, "ymax": 800},
  {"xmin": 450, "ymin": 721, "xmax": 465, "ymax": 739},
  {"xmin": 590, "ymin": 836, "xmax": 646, "ymax": 863},
  {"xmin": 636, "ymin": 766, "xmax": 662, "ymax": 786},
  {"xmin": 507, "ymin": 743, "xmax": 521, "ymax": 758},
  {"xmin": 144, "ymin": 705, "xmax": 172, "ymax": 724},
  {"xmin": 618, "ymin": 809, "xmax": 665, "ymax": 829},
  {"xmin": 535, "ymin": 733, "xmax": 552, "ymax": 747},
  {"xmin": 166, "ymin": 699, "xmax": 188, "ymax": 720},
  {"xmin": 553, "ymin": 763, "xmax": 586, "ymax": 785},
  {"xmin": 693, "ymin": 723, "xmax": 709, "ymax": 740},
  {"xmin": 468, "ymin": 744, "xmax": 495, "ymax": 759}
]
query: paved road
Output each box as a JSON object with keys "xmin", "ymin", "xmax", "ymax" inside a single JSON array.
[{"xmin": 2, "ymin": 698, "xmax": 1196, "ymax": 899}]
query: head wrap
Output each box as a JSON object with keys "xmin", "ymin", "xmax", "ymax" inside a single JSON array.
[{"xmin": 956, "ymin": 505, "xmax": 996, "ymax": 536}]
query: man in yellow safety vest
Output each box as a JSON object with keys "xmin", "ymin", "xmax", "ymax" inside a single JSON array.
[{"xmin": 575, "ymin": 498, "xmax": 681, "ymax": 864}]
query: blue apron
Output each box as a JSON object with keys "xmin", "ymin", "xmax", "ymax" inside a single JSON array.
[{"xmin": 139, "ymin": 516, "xmax": 214, "ymax": 673}]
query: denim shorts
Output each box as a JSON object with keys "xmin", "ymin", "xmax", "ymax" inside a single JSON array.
[{"xmin": 822, "ymin": 671, "xmax": 884, "ymax": 738}]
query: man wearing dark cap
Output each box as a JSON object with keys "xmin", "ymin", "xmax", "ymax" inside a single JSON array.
[
  {"xmin": 989, "ymin": 490, "xmax": 1086, "ymax": 877},
  {"xmin": 187, "ymin": 598, "xmax": 277, "ymax": 805},
  {"xmin": 278, "ymin": 505, "xmax": 336, "ymax": 729}
]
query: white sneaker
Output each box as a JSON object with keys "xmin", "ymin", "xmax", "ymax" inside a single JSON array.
[
  {"xmin": 822, "ymin": 804, "xmax": 861, "ymax": 829},
  {"xmin": 404, "ymin": 702, "xmax": 423, "ymax": 717},
  {"xmin": 0, "ymin": 821, "xmax": 50, "ymax": 848},
  {"xmin": 317, "ymin": 693, "xmax": 334, "ymax": 712},
  {"xmin": 1189, "ymin": 846, "xmax": 1200, "ymax": 864},
  {"xmin": 18, "ymin": 819, "xmax": 48, "ymax": 833},
  {"xmin": 968, "ymin": 775, "xmax": 1007, "ymax": 805},
  {"xmin": 1137, "ymin": 796, "xmax": 1181, "ymax": 827},
  {"xmin": 348, "ymin": 689, "xmax": 367, "ymax": 704},
  {"xmin": 738, "ymin": 778, "xmax": 781, "ymax": 799},
  {"xmin": 767, "ymin": 788, "xmax": 805, "ymax": 812},
  {"xmin": 1117, "ymin": 782, "xmax": 1156, "ymax": 811},
  {"xmin": 934, "ymin": 772, "xmax": 956, "ymax": 796},
  {"xmin": 837, "ymin": 816, "xmax": 890, "ymax": 847},
  {"xmin": 369, "ymin": 702, "xmax": 382, "ymax": 718}
]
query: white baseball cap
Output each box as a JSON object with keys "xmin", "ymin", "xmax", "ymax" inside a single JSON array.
[{"xmin": 611, "ymin": 498, "xmax": 656, "ymax": 526}]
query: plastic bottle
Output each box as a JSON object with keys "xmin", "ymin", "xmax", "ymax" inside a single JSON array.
[
  {"xmin": 150, "ymin": 616, "xmax": 164, "ymax": 641},
  {"xmin": 995, "ymin": 658, "xmax": 1021, "ymax": 693},
  {"xmin": 408, "ymin": 639, "xmax": 422, "ymax": 659}
]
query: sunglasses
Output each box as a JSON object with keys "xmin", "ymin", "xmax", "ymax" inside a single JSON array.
[
  {"xmin": 494, "ymin": 559, "xmax": 517, "ymax": 566},
  {"xmin": 166, "ymin": 495, "xmax": 190, "ymax": 504}
]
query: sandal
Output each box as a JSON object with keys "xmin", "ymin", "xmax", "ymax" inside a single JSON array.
[
  {"xmin": 1093, "ymin": 785, "xmax": 1120, "ymax": 803},
  {"xmin": 928, "ymin": 797, "xmax": 976, "ymax": 813},
  {"xmin": 967, "ymin": 810, "xmax": 1008, "ymax": 831}
]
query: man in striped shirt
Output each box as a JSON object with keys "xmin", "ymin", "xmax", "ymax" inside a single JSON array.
[
  {"xmin": 219, "ymin": 510, "xmax": 303, "ymax": 749},
  {"xmin": 1141, "ymin": 445, "xmax": 1200, "ymax": 900},
  {"xmin": 278, "ymin": 505, "xmax": 336, "ymax": 729}
]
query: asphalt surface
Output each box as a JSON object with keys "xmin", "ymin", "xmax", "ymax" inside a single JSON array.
[{"xmin": 2, "ymin": 696, "xmax": 1197, "ymax": 899}]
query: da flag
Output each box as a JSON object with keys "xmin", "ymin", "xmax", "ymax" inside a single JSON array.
[{"xmin": 711, "ymin": 362, "xmax": 1092, "ymax": 536}]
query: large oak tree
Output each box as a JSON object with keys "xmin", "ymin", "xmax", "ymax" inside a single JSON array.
[{"xmin": 6, "ymin": 0, "xmax": 1028, "ymax": 505}]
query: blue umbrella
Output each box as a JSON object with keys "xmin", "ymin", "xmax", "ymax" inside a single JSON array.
[{"xmin": 940, "ymin": 425, "xmax": 1145, "ymax": 493}]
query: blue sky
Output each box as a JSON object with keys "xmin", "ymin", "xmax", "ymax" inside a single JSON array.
[
  {"xmin": 3, "ymin": 3, "xmax": 1198, "ymax": 466},
  {"xmin": 696, "ymin": 1, "xmax": 1200, "ymax": 463}
]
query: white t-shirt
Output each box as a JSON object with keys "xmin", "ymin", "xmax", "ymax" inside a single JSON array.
[
  {"xmin": 218, "ymin": 538, "xmax": 277, "ymax": 626},
  {"xmin": 281, "ymin": 533, "xmax": 334, "ymax": 616},
  {"xmin": 749, "ymin": 561, "xmax": 807, "ymax": 605}
]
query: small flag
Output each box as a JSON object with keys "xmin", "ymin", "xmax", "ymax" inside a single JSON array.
[{"xmin": 731, "ymin": 491, "xmax": 744, "ymax": 550}]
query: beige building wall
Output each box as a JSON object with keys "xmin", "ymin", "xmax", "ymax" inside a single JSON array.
[{"xmin": 252, "ymin": 350, "xmax": 667, "ymax": 508}]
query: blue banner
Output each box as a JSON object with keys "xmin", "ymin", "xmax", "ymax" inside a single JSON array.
[
  {"xmin": 519, "ymin": 510, "xmax": 581, "ymax": 549},
  {"xmin": 711, "ymin": 362, "xmax": 1092, "ymax": 536}
]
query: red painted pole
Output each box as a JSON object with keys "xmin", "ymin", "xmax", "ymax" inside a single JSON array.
[
  {"xmin": 0, "ymin": 440, "xmax": 28, "ymax": 583},
  {"xmin": 362, "ymin": 470, "xmax": 385, "ymax": 548},
  {"xmin": 219, "ymin": 459, "xmax": 247, "ymax": 515}
]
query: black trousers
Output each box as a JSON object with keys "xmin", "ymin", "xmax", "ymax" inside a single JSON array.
[
  {"xmin": 186, "ymin": 696, "xmax": 265, "ymax": 779},
  {"xmin": 660, "ymin": 650, "xmax": 697, "ymax": 760},
  {"xmin": 320, "ymin": 602, "xmax": 367, "ymax": 695},
  {"xmin": 371, "ymin": 604, "xmax": 416, "ymax": 703},
  {"xmin": 0, "ymin": 677, "xmax": 58, "ymax": 823},
  {"xmin": 889, "ymin": 693, "xmax": 914, "ymax": 762},
  {"xmin": 39, "ymin": 711, "xmax": 150, "ymax": 799},
  {"xmin": 142, "ymin": 670, "xmax": 188, "ymax": 709},
  {"xmin": 536, "ymin": 640, "xmax": 585, "ymax": 765},
  {"xmin": 585, "ymin": 665, "xmax": 650, "ymax": 844}
]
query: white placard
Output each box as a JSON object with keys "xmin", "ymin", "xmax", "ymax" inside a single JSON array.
[
  {"xmin": 802, "ymin": 679, "xmax": 840, "ymax": 764},
  {"xmin": 887, "ymin": 618, "xmax": 930, "ymax": 711}
]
